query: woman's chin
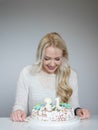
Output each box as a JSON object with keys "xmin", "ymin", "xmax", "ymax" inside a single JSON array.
[{"xmin": 46, "ymin": 69, "xmax": 56, "ymax": 74}]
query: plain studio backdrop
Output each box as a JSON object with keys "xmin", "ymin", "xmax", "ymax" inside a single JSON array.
[{"xmin": 0, "ymin": 0, "xmax": 98, "ymax": 117}]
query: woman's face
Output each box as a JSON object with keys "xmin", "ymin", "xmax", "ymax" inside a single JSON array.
[{"xmin": 42, "ymin": 46, "xmax": 63, "ymax": 73}]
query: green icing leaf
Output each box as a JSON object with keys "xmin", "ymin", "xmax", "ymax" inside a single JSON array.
[
  {"xmin": 33, "ymin": 104, "xmax": 44, "ymax": 110},
  {"xmin": 52, "ymin": 106, "xmax": 56, "ymax": 110},
  {"xmin": 60, "ymin": 103, "xmax": 71, "ymax": 108}
]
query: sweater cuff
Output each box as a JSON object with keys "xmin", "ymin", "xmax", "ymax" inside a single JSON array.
[{"xmin": 74, "ymin": 107, "xmax": 81, "ymax": 115}]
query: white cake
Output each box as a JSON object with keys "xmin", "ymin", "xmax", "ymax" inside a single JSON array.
[
  {"xmin": 25, "ymin": 98, "xmax": 80, "ymax": 128},
  {"xmin": 30, "ymin": 98, "xmax": 75, "ymax": 122}
]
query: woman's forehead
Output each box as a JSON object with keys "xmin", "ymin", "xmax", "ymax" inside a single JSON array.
[{"xmin": 45, "ymin": 46, "xmax": 63, "ymax": 56}]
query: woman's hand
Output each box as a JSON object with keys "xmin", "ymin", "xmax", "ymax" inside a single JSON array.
[
  {"xmin": 76, "ymin": 108, "xmax": 90, "ymax": 119},
  {"xmin": 10, "ymin": 110, "xmax": 26, "ymax": 122}
]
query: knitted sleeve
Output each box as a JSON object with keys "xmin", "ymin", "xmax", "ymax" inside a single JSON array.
[
  {"xmin": 69, "ymin": 69, "xmax": 80, "ymax": 109},
  {"xmin": 12, "ymin": 67, "xmax": 29, "ymax": 114}
]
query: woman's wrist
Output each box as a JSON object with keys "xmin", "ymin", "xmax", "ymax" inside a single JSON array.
[{"xmin": 74, "ymin": 107, "xmax": 81, "ymax": 115}]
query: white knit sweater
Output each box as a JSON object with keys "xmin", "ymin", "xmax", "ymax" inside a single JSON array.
[{"xmin": 13, "ymin": 65, "xmax": 79, "ymax": 115}]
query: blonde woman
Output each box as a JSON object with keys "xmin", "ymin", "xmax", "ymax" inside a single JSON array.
[{"xmin": 10, "ymin": 32, "xmax": 90, "ymax": 122}]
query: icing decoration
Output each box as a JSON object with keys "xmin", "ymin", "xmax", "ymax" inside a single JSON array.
[
  {"xmin": 44, "ymin": 97, "xmax": 52, "ymax": 108},
  {"xmin": 33, "ymin": 104, "xmax": 44, "ymax": 110},
  {"xmin": 55, "ymin": 97, "xmax": 60, "ymax": 108},
  {"xmin": 60, "ymin": 103, "xmax": 71, "ymax": 108}
]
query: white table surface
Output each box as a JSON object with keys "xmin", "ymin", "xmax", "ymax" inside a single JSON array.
[{"xmin": 0, "ymin": 115, "xmax": 98, "ymax": 130}]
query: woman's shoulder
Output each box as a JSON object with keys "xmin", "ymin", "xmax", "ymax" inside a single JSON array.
[
  {"xmin": 22, "ymin": 65, "xmax": 33, "ymax": 71},
  {"xmin": 20, "ymin": 65, "xmax": 34, "ymax": 75}
]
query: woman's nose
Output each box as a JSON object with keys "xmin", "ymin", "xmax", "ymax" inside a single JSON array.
[{"xmin": 50, "ymin": 60, "xmax": 55, "ymax": 66}]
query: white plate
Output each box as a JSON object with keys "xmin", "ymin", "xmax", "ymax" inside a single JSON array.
[{"xmin": 27, "ymin": 116, "xmax": 80, "ymax": 128}]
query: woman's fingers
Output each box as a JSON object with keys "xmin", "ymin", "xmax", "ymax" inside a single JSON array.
[{"xmin": 10, "ymin": 110, "xmax": 26, "ymax": 122}]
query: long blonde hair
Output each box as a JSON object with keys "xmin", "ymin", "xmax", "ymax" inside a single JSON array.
[{"xmin": 32, "ymin": 32, "xmax": 73, "ymax": 103}]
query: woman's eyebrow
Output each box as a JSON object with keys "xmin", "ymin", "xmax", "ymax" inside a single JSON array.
[
  {"xmin": 44, "ymin": 56, "xmax": 51, "ymax": 58},
  {"xmin": 44, "ymin": 56, "xmax": 62, "ymax": 58}
]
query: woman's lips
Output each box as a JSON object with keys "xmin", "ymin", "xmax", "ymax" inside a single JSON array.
[{"xmin": 47, "ymin": 66, "xmax": 56, "ymax": 70}]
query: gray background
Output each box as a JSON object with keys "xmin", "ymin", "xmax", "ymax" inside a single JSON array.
[{"xmin": 0, "ymin": 0, "xmax": 98, "ymax": 117}]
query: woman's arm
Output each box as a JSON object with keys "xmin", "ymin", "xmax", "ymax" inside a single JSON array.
[
  {"xmin": 69, "ymin": 70, "xmax": 90, "ymax": 119},
  {"xmin": 10, "ymin": 67, "xmax": 29, "ymax": 121},
  {"xmin": 69, "ymin": 70, "xmax": 80, "ymax": 109}
]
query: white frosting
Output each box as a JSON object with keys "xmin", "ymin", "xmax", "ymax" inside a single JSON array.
[{"xmin": 31, "ymin": 105, "xmax": 75, "ymax": 121}]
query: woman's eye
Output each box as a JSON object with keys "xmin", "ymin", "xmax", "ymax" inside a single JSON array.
[
  {"xmin": 55, "ymin": 58, "xmax": 60, "ymax": 61},
  {"xmin": 44, "ymin": 58, "xmax": 50, "ymax": 61},
  {"xmin": 44, "ymin": 57, "xmax": 61, "ymax": 61}
]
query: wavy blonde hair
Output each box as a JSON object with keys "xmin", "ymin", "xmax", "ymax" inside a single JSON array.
[{"xmin": 32, "ymin": 32, "xmax": 73, "ymax": 103}]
